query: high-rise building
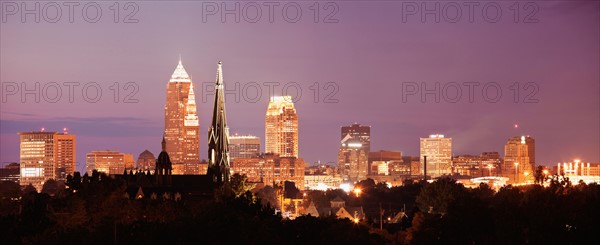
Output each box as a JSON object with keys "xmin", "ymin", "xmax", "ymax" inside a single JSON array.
[
  {"xmin": 136, "ymin": 150, "xmax": 156, "ymax": 171},
  {"xmin": 420, "ymin": 134, "xmax": 452, "ymax": 178},
  {"xmin": 229, "ymin": 134, "xmax": 260, "ymax": 160},
  {"xmin": 86, "ymin": 150, "xmax": 132, "ymax": 175},
  {"xmin": 265, "ymin": 96, "xmax": 298, "ymax": 158},
  {"xmin": 19, "ymin": 130, "xmax": 76, "ymax": 191},
  {"xmin": 338, "ymin": 123, "xmax": 370, "ymax": 182},
  {"xmin": 164, "ymin": 58, "xmax": 200, "ymax": 175},
  {"xmin": 504, "ymin": 136, "xmax": 535, "ymax": 183},
  {"xmin": 207, "ymin": 61, "xmax": 231, "ymax": 183}
]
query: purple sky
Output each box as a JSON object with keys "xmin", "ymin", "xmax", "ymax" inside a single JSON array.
[{"xmin": 1, "ymin": 1, "xmax": 599, "ymax": 173}]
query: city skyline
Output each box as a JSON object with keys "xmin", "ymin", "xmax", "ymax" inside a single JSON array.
[{"xmin": 1, "ymin": 2, "xmax": 599, "ymax": 174}]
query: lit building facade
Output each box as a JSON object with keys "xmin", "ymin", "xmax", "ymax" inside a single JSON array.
[
  {"xmin": 164, "ymin": 58, "xmax": 200, "ymax": 175},
  {"xmin": 86, "ymin": 150, "xmax": 132, "ymax": 175},
  {"xmin": 420, "ymin": 134, "xmax": 452, "ymax": 178},
  {"xmin": 369, "ymin": 150, "xmax": 401, "ymax": 174},
  {"xmin": 229, "ymin": 134, "xmax": 260, "ymax": 160},
  {"xmin": 555, "ymin": 161, "xmax": 600, "ymax": 184},
  {"xmin": 0, "ymin": 163, "xmax": 20, "ymax": 184},
  {"xmin": 19, "ymin": 130, "xmax": 76, "ymax": 191},
  {"xmin": 265, "ymin": 96, "xmax": 298, "ymax": 158},
  {"xmin": 452, "ymin": 155, "xmax": 483, "ymax": 177},
  {"xmin": 339, "ymin": 123, "xmax": 370, "ymax": 182},
  {"xmin": 504, "ymin": 136, "xmax": 535, "ymax": 183},
  {"xmin": 231, "ymin": 154, "xmax": 305, "ymax": 190},
  {"xmin": 480, "ymin": 152, "xmax": 502, "ymax": 176}
]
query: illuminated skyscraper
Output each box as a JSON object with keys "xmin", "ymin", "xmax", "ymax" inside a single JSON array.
[
  {"xmin": 18, "ymin": 129, "xmax": 76, "ymax": 191},
  {"xmin": 164, "ymin": 58, "xmax": 200, "ymax": 174},
  {"xmin": 338, "ymin": 123, "xmax": 370, "ymax": 182},
  {"xmin": 420, "ymin": 134, "xmax": 452, "ymax": 178},
  {"xmin": 265, "ymin": 96, "xmax": 298, "ymax": 157},
  {"xmin": 504, "ymin": 136, "xmax": 535, "ymax": 183},
  {"xmin": 86, "ymin": 150, "xmax": 131, "ymax": 175},
  {"xmin": 229, "ymin": 134, "xmax": 260, "ymax": 160},
  {"xmin": 207, "ymin": 61, "xmax": 230, "ymax": 183}
]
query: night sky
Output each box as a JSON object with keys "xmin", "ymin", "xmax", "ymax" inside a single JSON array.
[{"xmin": 1, "ymin": 1, "xmax": 598, "ymax": 173}]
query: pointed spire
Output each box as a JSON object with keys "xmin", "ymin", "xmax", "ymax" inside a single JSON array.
[
  {"xmin": 208, "ymin": 61, "xmax": 230, "ymax": 184},
  {"xmin": 161, "ymin": 134, "xmax": 166, "ymax": 151},
  {"xmin": 170, "ymin": 57, "xmax": 191, "ymax": 83}
]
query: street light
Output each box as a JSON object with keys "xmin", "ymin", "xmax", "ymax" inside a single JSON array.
[
  {"xmin": 514, "ymin": 162, "xmax": 519, "ymax": 184},
  {"xmin": 524, "ymin": 171, "xmax": 530, "ymax": 184},
  {"xmin": 353, "ymin": 188, "xmax": 362, "ymax": 197}
]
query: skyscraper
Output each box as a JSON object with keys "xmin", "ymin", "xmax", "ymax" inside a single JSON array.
[
  {"xmin": 420, "ymin": 134, "xmax": 452, "ymax": 178},
  {"xmin": 338, "ymin": 123, "xmax": 370, "ymax": 182},
  {"xmin": 18, "ymin": 130, "xmax": 76, "ymax": 191},
  {"xmin": 504, "ymin": 136, "xmax": 535, "ymax": 183},
  {"xmin": 164, "ymin": 58, "xmax": 200, "ymax": 175},
  {"xmin": 229, "ymin": 134, "xmax": 261, "ymax": 160},
  {"xmin": 207, "ymin": 61, "xmax": 231, "ymax": 183},
  {"xmin": 265, "ymin": 96, "xmax": 298, "ymax": 157}
]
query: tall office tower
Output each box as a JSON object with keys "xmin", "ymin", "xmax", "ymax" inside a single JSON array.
[
  {"xmin": 420, "ymin": 134, "xmax": 452, "ymax": 178},
  {"xmin": 504, "ymin": 136, "xmax": 535, "ymax": 183},
  {"xmin": 164, "ymin": 58, "xmax": 200, "ymax": 175},
  {"xmin": 265, "ymin": 96, "xmax": 298, "ymax": 157},
  {"xmin": 338, "ymin": 123, "xmax": 370, "ymax": 182},
  {"xmin": 207, "ymin": 61, "xmax": 231, "ymax": 183},
  {"xmin": 136, "ymin": 150, "xmax": 156, "ymax": 171},
  {"xmin": 229, "ymin": 134, "xmax": 261, "ymax": 160},
  {"xmin": 86, "ymin": 150, "xmax": 131, "ymax": 175},
  {"xmin": 19, "ymin": 130, "xmax": 76, "ymax": 191}
]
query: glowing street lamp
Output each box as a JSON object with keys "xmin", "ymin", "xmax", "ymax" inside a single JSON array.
[
  {"xmin": 353, "ymin": 188, "xmax": 362, "ymax": 197},
  {"xmin": 524, "ymin": 171, "xmax": 530, "ymax": 183},
  {"xmin": 353, "ymin": 217, "xmax": 360, "ymax": 224}
]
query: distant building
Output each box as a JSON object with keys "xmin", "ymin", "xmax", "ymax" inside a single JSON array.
[
  {"xmin": 231, "ymin": 154, "xmax": 305, "ymax": 190},
  {"xmin": 339, "ymin": 123, "xmax": 370, "ymax": 182},
  {"xmin": 0, "ymin": 163, "xmax": 20, "ymax": 184},
  {"xmin": 265, "ymin": 96, "xmax": 298, "ymax": 158},
  {"xmin": 86, "ymin": 150, "xmax": 132, "ymax": 175},
  {"xmin": 452, "ymin": 155, "xmax": 483, "ymax": 177},
  {"xmin": 304, "ymin": 175, "xmax": 343, "ymax": 190},
  {"xmin": 137, "ymin": 150, "xmax": 156, "ymax": 171},
  {"xmin": 554, "ymin": 160, "xmax": 600, "ymax": 184},
  {"xmin": 229, "ymin": 134, "xmax": 260, "ymax": 160},
  {"xmin": 420, "ymin": 134, "xmax": 452, "ymax": 178},
  {"xmin": 480, "ymin": 152, "xmax": 502, "ymax": 176},
  {"xmin": 402, "ymin": 156, "xmax": 421, "ymax": 176},
  {"xmin": 369, "ymin": 150, "xmax": 402, "ymax": 174},
  {"xmin": 164, "ymin": 58, "xmax": 200, "ymax": 175},
  {"xmin": 305, "ymin": 163, "xmax": 337, "ymax": 176},
  {"xmin": 19, "ymin": 130, "xmax": 76, "ymax": 191},
  {"xmin": 504, "ymin": 136, "xmax": 535, "ymax": 183}
]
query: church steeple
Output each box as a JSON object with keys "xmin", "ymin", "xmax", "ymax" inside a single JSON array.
[
  {"xmin": 207, "ymin": 61, "xmax": 230, "ymax": 183},
  {"xmin": 161, "ymin": 134, "xmax": 166, "ymax": 151}
]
